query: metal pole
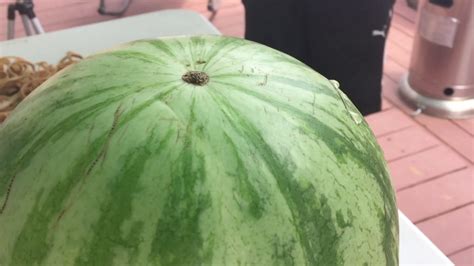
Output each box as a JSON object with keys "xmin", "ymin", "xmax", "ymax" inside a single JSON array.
[
  {"xmin": 208, "ymin": 0, "xmax": 220, "ymax": 12},
  {"xmin": 98, "ymin": 0, "xmax": 131, "ymax": 16},
  {"xmin": 20, "ymin": 15, "xmax": 32, "ymax": 36},
  {"xmin": 20, "ymin": 0, "xmax": 44, "ymax": 35},
  {"xmin": 23, "ymin": 0, "xmax": 44, "ymax": 34},
  {"xmin": 17, "ymin": 1, "xmax": 33, "ymax": 36},
  {"xmin": 7, "ymin": 4, "xmax": 16, "ymax": 40},
  {"xmin": 30, "ymin": 17, "xmax": 45, "ymax": 34}
]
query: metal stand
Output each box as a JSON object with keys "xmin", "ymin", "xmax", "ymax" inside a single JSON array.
[
  {"xmin": 98, "ymin": 0, "xmax": 132, "ymax": 16},
  {"xmin": 399, "ymin": 74, "xmax": 474, "ymax": 119},
  {"xmin": 207, "ymin": 0, "xmax": 220, "ymax": 13},
  {"xmin": 6, "ymin": 0, "xmax": 45, "ymax": 40}
]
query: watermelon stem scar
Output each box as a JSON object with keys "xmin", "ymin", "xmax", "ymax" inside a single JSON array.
[{"xmin": 182, "ymin": 71, "xmax": 209, "ymax": 86}]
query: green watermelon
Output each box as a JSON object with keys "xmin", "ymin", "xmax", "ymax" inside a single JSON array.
[{"xmin": 0, "ymin": 35, "xmax": 398, "ymax": 265}]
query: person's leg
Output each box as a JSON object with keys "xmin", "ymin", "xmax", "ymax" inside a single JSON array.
[
  {"xmin": 242, "ymin": 0, "xmax": 306, "ymax": 61},
  {"xmin": 304, "ymin": 0, "xmax": 394, "ymax": 115}
]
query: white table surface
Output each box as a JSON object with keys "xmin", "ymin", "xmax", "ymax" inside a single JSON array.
[
  {"xmin": 0, "ymin": 9, "xmax": 220, "ymax": 62},
  {"xmin": 0, "ymin": 9, "xmax": 453, "ymax": 265}
]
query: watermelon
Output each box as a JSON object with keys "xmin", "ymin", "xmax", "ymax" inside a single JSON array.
[{"xmin": 0, "ymin": 35, "xmax": 398, "ymax": 265}]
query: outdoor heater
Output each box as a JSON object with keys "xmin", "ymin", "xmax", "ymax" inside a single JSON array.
[{"xmin": 399, "ymin": 0, "xmax": 474, "ymax": 119}]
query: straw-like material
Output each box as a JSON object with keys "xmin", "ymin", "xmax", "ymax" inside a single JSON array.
[{"xmin": 0, "ymin": 52, "xmax": 82, "ymax": 123}]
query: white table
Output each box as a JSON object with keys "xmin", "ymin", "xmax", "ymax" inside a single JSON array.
[
  {"xmin": 0, "ymin": 9, "xmax": 220, "ymax": 62},
  {"xmin": 0, "ymin": 9, "xmax": 453, "ymax": 265}
]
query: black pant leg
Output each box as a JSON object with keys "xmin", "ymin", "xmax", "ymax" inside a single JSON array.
[
  {"xmin": 242, "ymin": 0, "xmax": 306, "ymax": 61},
  {"xmin": 304, "ymin": 0, "xmax": 394, "ymax": 115}
]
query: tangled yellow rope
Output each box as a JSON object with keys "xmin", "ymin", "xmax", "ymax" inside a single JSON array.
[{"xmin": 0, "ymin": 52, "xmax": 82, "ymax": 123}]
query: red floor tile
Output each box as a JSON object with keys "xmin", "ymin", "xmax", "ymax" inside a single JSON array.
[
  {"xmin": 388, "ymin": 145, "xmax": 469, "ymax": 190},
  {"xmin": 387, "ymin": 26, "xmax": 413, "ymax": 53},
  {"xmin": 386, "ymin": 41, "xmax": 410, "ymax": 69},
  {"xmin": 210, "ymin": 3, "xmax": 245, "ymax": 30},
  {"xmin": 384, "ymin": 57, "xmax": 408, "ymax": 84},
  {"xmin": 366, "ymin": 108, "xmax": 416, "ymax": 137},
  {"xmin": 377, "ymin": 126, "xmax": 440, "ymax": 161},
  {"xmin": 417, "ymin": 204, "xmax": 474, "ymax": 255},
  {"xmin": 381, "ymin": 98, "xmax": 393, "ymax": 110},
  {"xmin": 390, "ymin": 11, "xmax": 416, "ymax": 37},
  {"xmin": 450, "ymin": 246, "xmax": 474, "ymax": 266},
  {"xmin": 453, "ymin": 119, "xmax": 474, "ymax": 136},
  {"xmin": 393, "ymin": 0, "xmax": 417, "ymax": 22},
  {"xmin": 415, "ymin": 114, "xmax": 474, "ymax": 163},
  {"xmin": 381, "ymin": 76, "xmax": 416, "ymax": 115},
  {"xmin": 396, "ymin": 167, "xmax": 474, "ymax": 223}
]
